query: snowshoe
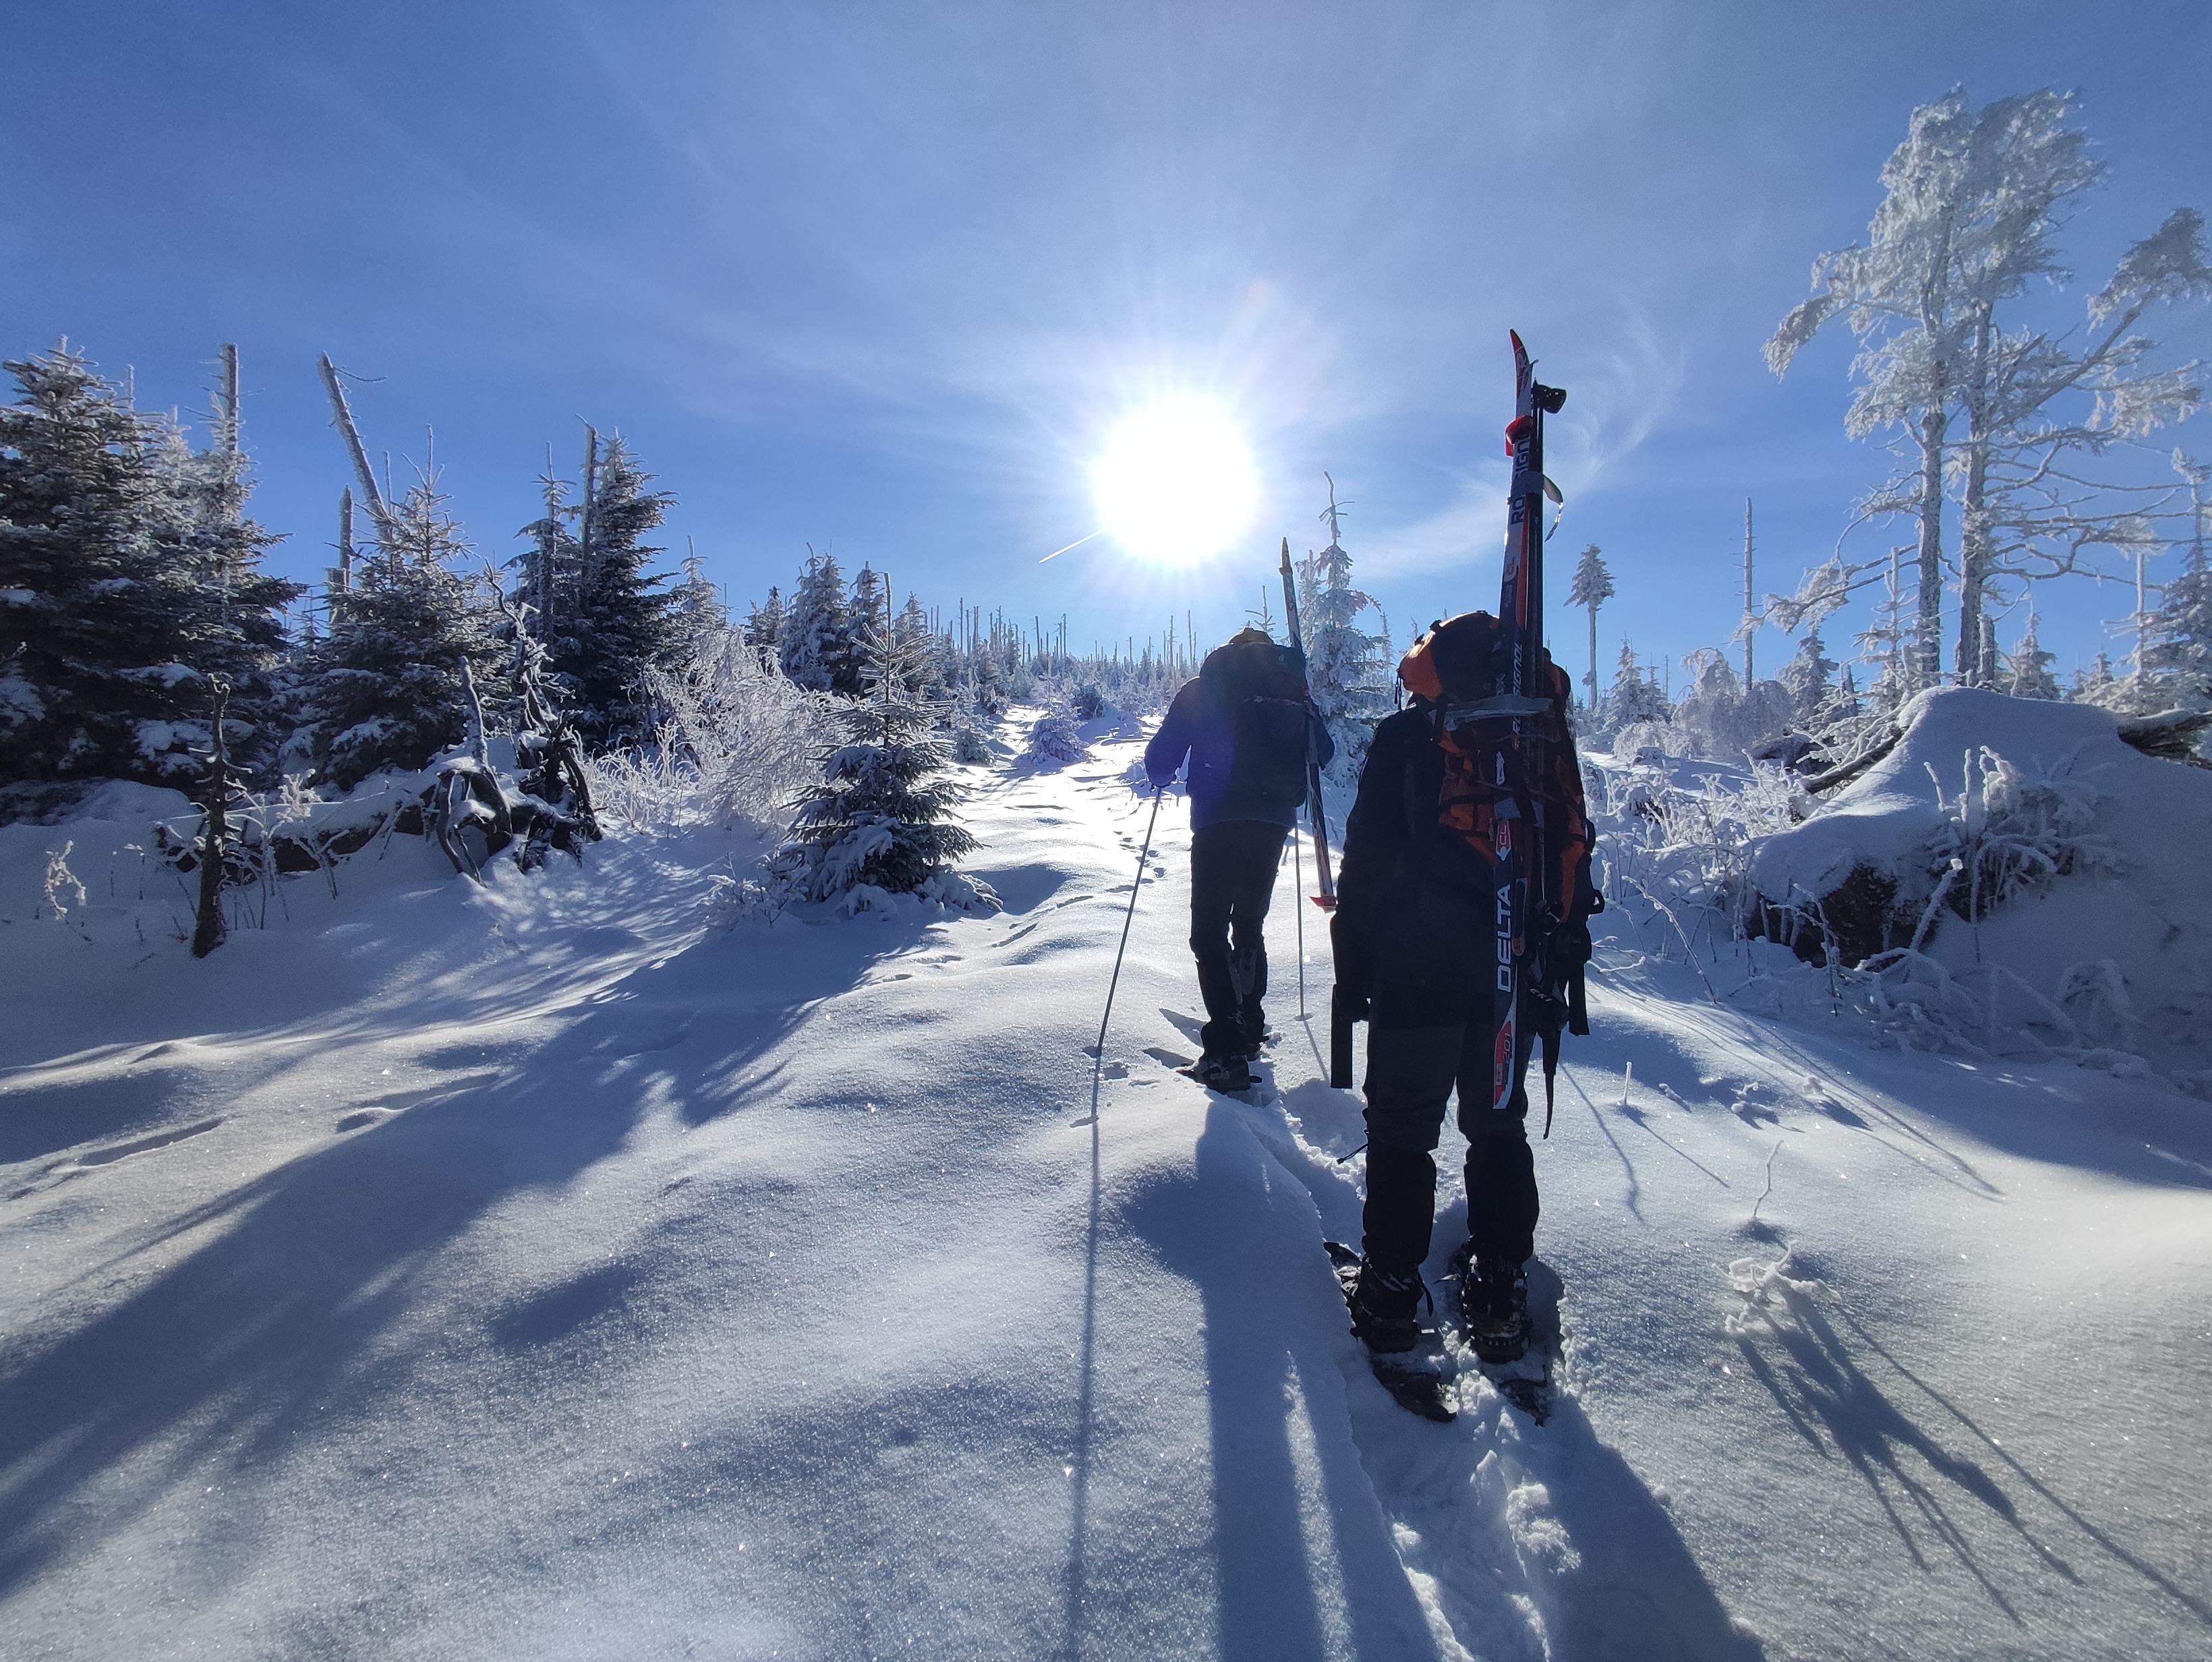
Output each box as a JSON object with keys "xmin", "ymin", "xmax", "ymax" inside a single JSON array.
[
  {"xmin": 1324, "ymin": 1240, "xmax": 1455, "ymax": 1423},
  {"xmin": 1182, "ymin": 1051, "xmax": 1252, "ymax": 1093},
  {"xmin": 1347, "ymin": 1260, "xmax": 1423, "ymax": 1354},
  {"xmin": 1446, "ymin": 1245, "xmax": 1555, "ymax": 1423}
]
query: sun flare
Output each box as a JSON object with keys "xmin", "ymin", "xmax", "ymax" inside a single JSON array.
[{"xmin": 1092, "ymin": 398, "xmax": 1258, "ymax": 565}]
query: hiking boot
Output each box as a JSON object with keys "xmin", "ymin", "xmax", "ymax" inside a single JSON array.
[
  {"xmin": 1455, "ymin": 1249, "xmax": 1530, "ymax": 1363},
  {"xmin": 1349, "ymin": 1259, "xmax": 1425, "ymax": 1354},
  {"xmin": 1188, "ymin": 1051, "xmax": 1252, "ymax": 1093}
]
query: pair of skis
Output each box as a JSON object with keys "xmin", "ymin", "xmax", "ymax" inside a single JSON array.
[{"xmin": 1488, "ymin": 331, "xmax": 1567, "ymax": 1114}]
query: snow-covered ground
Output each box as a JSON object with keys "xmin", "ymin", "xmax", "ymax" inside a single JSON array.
[{"xmin": 3, "ymin": 721, "xmax": 2209, "ymax": 1661}]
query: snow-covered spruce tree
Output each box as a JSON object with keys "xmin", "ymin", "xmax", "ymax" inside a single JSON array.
[
  {"xmin": 666, "ymin": 546, "xmax": 726, "ymax": 669},
  {"xmin": 779, "ymin": 548, "xmax": 850, "ymax": 693},
  {"xmin": 1567, "ymin": 544, "xmax": 1614, "ymax": 711},
  {"xmin": 1024, "ymin": 707, "xmax": 1085, "ymax": 766},
  {"xmin": 777, "ymin": 616, "xmax": 989, "ymax": 908},
  {"xmin": 542, "ymin": 434, "xmax": 678, "ymax": 751},
  {"xmin": 1296, "ymin": 515, "xmax": 1393, "ymax": 785},
  {"xmin": 1775, "ymin": 627, "xmax": 1838, "ymax": 726},
  {"xmin": 513, "ymin": 461, "xmax": 576, "ymax": 650},
  {"xmin": 745, "ymin": 585, "xmax": 786, "ymax": 667},
  {"xmin": 155, "ymin": 357, "xmax": 298, "ymax": 785},
  {"xmin": 2143, "ymin": 549, "xmax": 2212, "ymax": 709},
  {"xmin": 2008, "ymin": 610, "xmax": 2063, "ymax": 700},
  {"xmin": 302, "ymin": 466, "xmax": 496, "ymax": 791},
  {"xmin": 1602, "ymin": 637, "xmax": 1671, "ymax": 747},
  {"xmin": 846, "ymin": 563, "xmax": 889, "ymax": 696},
  {"xmin": 0, "ymin": 344, "xmax": 295, "ymax": 800}
]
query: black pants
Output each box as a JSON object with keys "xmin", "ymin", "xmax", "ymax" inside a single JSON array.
[
  {"xmin": 1361, "ymin": 978, "xmax": 1538, "ymax": 1278},
  {"xmin": 1188, "ymin": 820, "xmax": 1289, "ymax": 1058}
]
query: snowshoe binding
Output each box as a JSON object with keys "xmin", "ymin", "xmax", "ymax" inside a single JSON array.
[
  {"xmin": 1183, "ymin": 1051, "xmax": 1252, "ymax": 1093},
  {"xmin": 1325, "ymin": 1240, "xmax": 1454, "ymax": 1423},
  {"xmin": 1455, "ymin": 1251, "xmax": 1530, "ymax": 1364},
  {"xmin": 1447, "ymin": 1244, "xmax": 1554, "ymax": 1423}
]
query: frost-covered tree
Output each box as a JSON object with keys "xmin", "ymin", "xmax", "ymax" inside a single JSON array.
[
  {"xmin": 846, "ymin": 563, "xmax": 889, "ymax": 697},
  {"xmin": 1765, "ymin": 88, "xmax": 2208, "ymax": 683},
  {"xmin": 2008, "ymin": 610, "xmax": 2062, "ymax": 700},
  {"xmin": 1601, "ymin": 637, "xmax": 1670, "ymax": 743},
  {"xmin": 779, "ymin": 613, "xmax": 978, "ymax": 902},
  {"xmin": 2074, "ymin": 651, "xmax": 2118, "ymax": 704},
  {"xmin": 780, "ymin": 549, "xmax": 850, "ymax": 693},
  {"xmin": 544, "ymin": 434, "xmax": 678, "ymax": 749},
  {"xmin": 667, "ymin": 546, "xmax": 726, "ymax": 666},
  {"xmin": 1776, "ymin": 627, "xmax": 1838, "ymax": 724},
  {"xmin": 745, "ymin": 585, "xmax": 786, "ymax": 666},
  {"xmin": 1024, "ymin": 708, "xmax": 1085, "ymax": 765},
  {"xmin": 302, "ymin": 466, "xmax": 495, "ymax": 790},
  {"xmin": 156, "ymin": 366, "xmax": 297, "ymax": 784},
  {"xmin": 0, "ymin": 344, "xmax": 295, "ymax": 797},
  {"xmin": 1296, "ymin": 487, "xmax": 1394, "ymax": 782},
  {"xmin": 2142, "ymin": 460, "xmax": 2212, "ymax": 708},
  {"xmin": 1567, "ymin": 544, "xmax": 1614, "ymax": 709},
  {"xmin": 513, "ymin": 461, "xmax": 576, "ymax": 646}
]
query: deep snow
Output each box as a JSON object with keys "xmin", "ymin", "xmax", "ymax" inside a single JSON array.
[{"xmin": 2, "ymin": 719, "xmax": 2208, "ymax": 1660}]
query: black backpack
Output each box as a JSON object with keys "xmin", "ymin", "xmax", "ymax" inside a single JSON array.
[{"xmin": 1202, "ymin": 639, "xmax": 1312, "ymax": 815}]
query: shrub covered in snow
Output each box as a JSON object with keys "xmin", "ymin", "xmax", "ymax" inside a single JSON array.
[
  {"xmin": 589, "ymin": 630, "xmax": 835, "ymax": 832},
  {"xmin": 1024, "ymin": 708, "xmax": 1086, "ymax": 766}
]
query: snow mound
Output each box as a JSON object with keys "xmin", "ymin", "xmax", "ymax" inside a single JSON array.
[{"xmin": 1747, "ymin": 687, "xmax": 2212, "ymax": 1072}]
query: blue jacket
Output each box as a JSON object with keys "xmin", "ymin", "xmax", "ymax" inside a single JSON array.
[{"xmin": 1145, "ymin": 646, "xmax": 1334, "ymax": 830}]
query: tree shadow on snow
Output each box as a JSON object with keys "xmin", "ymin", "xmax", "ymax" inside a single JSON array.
[
  {"xmin": 0, "ymin": 903, "xmax": 923, "ymax": 1601},
  {"xmin": 1730, "ymin": 1271, "xmax": 2212, "ymax": 1638}
]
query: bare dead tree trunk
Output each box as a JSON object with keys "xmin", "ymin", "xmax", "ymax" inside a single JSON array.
[
  {"xmin": 218, "ymin": 343, "xmax": 240, "ymax": 455},
  {"xmin": 1742, "ymin": 497, "xmax": 1755, "ymax": 686},
  {"xmin": 1916, "ymin": 395, "xmax": 1948, "ymax": 684},
  {"xmin": 317, "ymin": 353, "xmax": 395, "ymax": 549},
  {"xmin": 335, "ymin": 487, "xmax": 355, "ymax": 616},
  {"xmin": 192, "ymin": 678, "xmax": 232, "ymax": 959},
  {"xmin": 1587, "ymin": 598, "xmax": 1600, "ymax": 711}
]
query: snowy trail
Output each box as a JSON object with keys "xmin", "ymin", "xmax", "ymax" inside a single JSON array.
[{"xmin": 3, "ymin": 724, "xmax": 2209, "ymax": 1660}]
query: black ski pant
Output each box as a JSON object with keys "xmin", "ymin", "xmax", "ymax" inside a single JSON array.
[
  {"xmin": 1361, "ymin": 978, "xmax": 1538, "ymax": 1280},
  {"xmin": 1188, "ymin": 819, "xmax": 1289, "ymax": 1058}
]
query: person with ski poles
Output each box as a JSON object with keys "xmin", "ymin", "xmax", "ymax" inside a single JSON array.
[
  {"xmin": 1330, "ymin": 611, "xmax": 1598, "ymax": 1361},
  {"xmin": 1145, "ymin": 626, "xmax": 1333, "ymax": 1093}
]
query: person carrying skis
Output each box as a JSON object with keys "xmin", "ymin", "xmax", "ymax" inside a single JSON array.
[
  {"xmin": 1145, "ymin": 626, "xmax": 1333, "ymax": 1093},
  {"xmin": 1331, "ymin": 611, "xmax": 1597, "ymax": 1360}
]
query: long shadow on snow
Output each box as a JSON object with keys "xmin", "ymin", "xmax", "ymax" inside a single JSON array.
[
  {"xmin": 1405, "ymin": 1190, "xmax": 1764, "ymax": 1662},
  {"xmin": 1732, "ymin": 1270, "xmax": 2212, "ymax": 1636},
  {"xmin": 1106, "ymin": 1101, "xmax": 1447, "ymax": 1661},
  {"xmin": 0, "ymin": 904, "xmax": 931, "ymax": 1599},
  {"xmin": 1606, "ymin": 979, "xmax": 2212, "ymax": 1199}
]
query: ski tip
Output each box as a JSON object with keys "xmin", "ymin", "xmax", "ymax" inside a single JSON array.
[
  {"xmin": 1310, "ymin": 894, "xmax": 1337, "ymax": 911},
  {"xmin": 1509, "ymin": 328, "xmax": 1525, "ymax": 355}
]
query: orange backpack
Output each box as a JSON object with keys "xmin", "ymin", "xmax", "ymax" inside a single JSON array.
[{"xmin": 1397, "ymin": 612, "xmax": 1595, "ymax": 931}]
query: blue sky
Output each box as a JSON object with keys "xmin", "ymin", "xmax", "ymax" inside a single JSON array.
[{"xmin": 5, "ymin": 1, "xmax": 2209, "ymax": 690}]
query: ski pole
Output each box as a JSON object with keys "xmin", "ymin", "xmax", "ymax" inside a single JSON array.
[
  {"xmin": 1292, "ymin": 824, "xmax": 1306, "ymax": 1021},
  {"xmin": 1096, "ymin": 786, "xmax": 1165, "ymax": 1058}
]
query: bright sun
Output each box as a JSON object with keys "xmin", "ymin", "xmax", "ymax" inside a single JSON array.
[{"xmin": 1093, "ymin": 397, "xmax": 1258, "ymax": 565}]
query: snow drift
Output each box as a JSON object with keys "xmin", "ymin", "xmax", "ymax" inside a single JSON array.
[{"xmin": 1744, "ymin": 687, "xmax": 2212, "ymax": 1075}]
